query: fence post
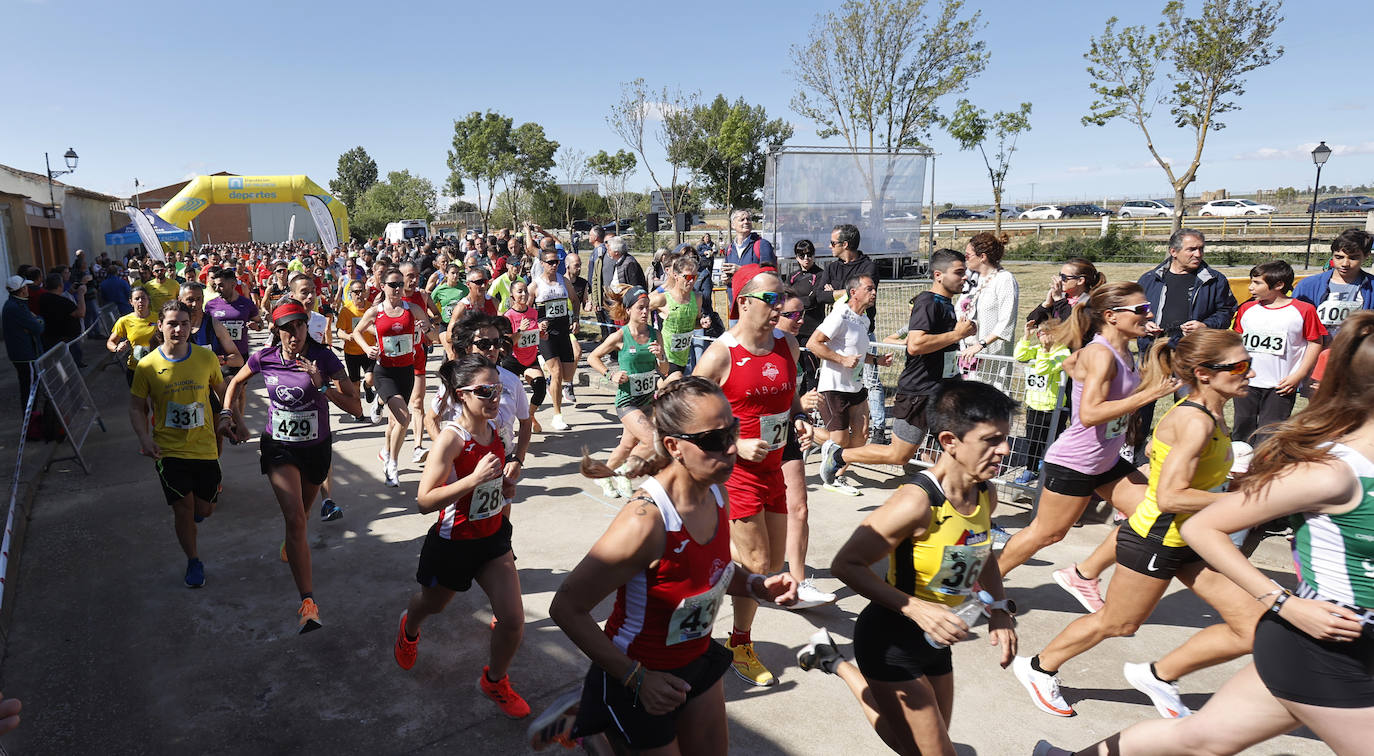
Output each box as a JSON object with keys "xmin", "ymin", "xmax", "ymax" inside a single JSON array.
[{"xmin": 1099, "ymin": 215, "xmax": 1109, "ymax": 238}]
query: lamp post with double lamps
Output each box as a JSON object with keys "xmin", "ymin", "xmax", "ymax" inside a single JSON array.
[
  {"xmin": 44, "ymin": 148, "xmax": 79, "ymax": 218},
  {"xmin": 1304, "ymin": 141, "xmax": 1332, "ymax": 270}
]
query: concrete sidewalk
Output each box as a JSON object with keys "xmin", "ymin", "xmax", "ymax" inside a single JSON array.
[{"xmin": 0, "ymin": 343, "xmax": 1327, "ymax": 755}]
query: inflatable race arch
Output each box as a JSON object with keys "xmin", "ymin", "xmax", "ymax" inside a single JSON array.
[{"xmin": 156, "ymin": 175, "xmax": 349, "ymax": 247}]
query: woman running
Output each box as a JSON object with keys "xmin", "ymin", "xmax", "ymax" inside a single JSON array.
[
  {"xmin": 1014, "ymin": 329, "xmax": 1265, "ymax": 720},
  {"xmin": 588, "ymin": 286, "xmax": 670, "ymax": 499},
  {"xmin": 350, "ymin": 268, "xmax": 434, "ymax": 487},
  {"xmin": 531, "ymin": 248, "xmax": 575, "ymax": 431},
  {"xmin": 224, "ymin": 301, "xmax": 359, "ymax": 632},
  {"xmin": 437, "ymin": 313, "xmax": 532, "ymax": 487},
  {"xmin": 528, "ymin": 377, "xmax": 798, "ymax": 753},
  {"xmin": 650, "ymin": 254, "xmax": 701, "ymax": 376},
  {"xmin": 1035, "ymin": 313, "xmax": 1374, "ymax": 756},
  {"xmin": 800, "ymin": 380, "xmax": 1018, "ymax": 756},
  {"xmin": 401, "ymin": 262, "xmax": 439, "ymax": 464},
  {"xmin": 502, "ymin": 280, "xmax": 548, "ymax": 434},
  {"xmin": 392, "ymin": 354, "xmax": 530, "ymax": 719},
  {"xmin": 996, "ymin": 283, "xmax": 1178, "ymax": 610},
  {"xmin": 107, "ymin": 286, "xmax": 158, "ymax": 386}
]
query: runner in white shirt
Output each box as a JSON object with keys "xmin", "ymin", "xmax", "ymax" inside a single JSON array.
[{"xmin": 1232, "ymin": 260, "xmax": 1325, "ymax": 445}]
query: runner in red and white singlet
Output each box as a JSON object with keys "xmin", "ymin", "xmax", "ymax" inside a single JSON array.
[{"xmin": 401, "ymin": 261, "xmax": 440, "ymax": 464}]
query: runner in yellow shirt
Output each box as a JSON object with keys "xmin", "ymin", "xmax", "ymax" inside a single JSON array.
[{"xmin": 107, "ymin": 287, "xmax": 158, "ymax": 385}]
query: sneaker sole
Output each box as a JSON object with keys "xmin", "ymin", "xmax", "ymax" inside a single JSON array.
[
  {"xmin": 786, "ymin": 599, "xmax": 827, "ymax": 611},
  {"xmin": 299, "ymin": 618, "xmax": 323, "ymax": 634},
  {"xmin": 527, "ymin": 689, "xmax": 582, "ymax": 750},
  {"xmin": 1051, "ymin": 570, "xmax": 1103, "ymax": 614},
  {"xmin": 477, "ymin": 678, "xmax": 530, "ymax": 719},
  {"xmin": 1124, "ymin": 664, "xmax": 1188, "ymax": 719},
  {"xmin": 321, "ymin": 510, "xmax": 343, "ymax": 522},
  {"xmin": 1013, "ymin": 659, "xmax": 1075, "ymax": 717},
  {"xmin": 731, "ymin": 665, "xmax": 776, "ymax": 687},
  {"xmin": 822, "ymin": 484, "xmax": 861, "ymax": 497}
]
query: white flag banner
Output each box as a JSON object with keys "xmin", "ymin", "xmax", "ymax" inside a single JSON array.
[
  {"xmin": 287, "ymin": 214, "xmax": 296, "ymax": 241},
  {"xmin": 304, "ymin": 195, "xmax": 338, "ymax": 252},
  {"xmin": 126, "ymin": 207, "xmax": 166, "ymax": 262}
]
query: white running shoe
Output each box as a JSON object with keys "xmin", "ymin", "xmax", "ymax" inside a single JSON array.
[
  {"xmin": 823, "ymin": 477, "xmax": 862, "ymax": 497},
  {"xmin": 371, "ymin": 401, "xmax": 383, "ymax": 422},
  {"xmin": 551, "ymin": 414, "xmax": 570, "ymax": 431},
  {"xmin": 789, "ymin": 578, "xmax": 838, "ymax": 610},
  {"xmin": 411, "ymin": 446, "xmax": 429, "ymax": 464},
  {"xmin": 598, "ymin": 478, "xmax": 621, "ymax": 499},
  {"xmin": 1123, "ymin": 662, "xmax": 1190, "ymax": 719},
  {"xmin": 384, "ymin": 461, "xmax": 400, "ymax": 487},
  {"xmin": 1012, "ymin": 656, "xmax": 1075, "ymax": 717},
  {"xmin": 796, "ymin": 627, "xmax": 842, "ymax": 673},
  {"xmin": 613, "ymin": 475, "xmax": 634, "ymax": 499}
]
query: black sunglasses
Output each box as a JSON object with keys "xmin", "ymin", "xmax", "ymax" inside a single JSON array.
[
  {"xmin": 472, "ymin": 337, "xmax": 500, "ymax": 350},
  {"xmin": 666, "ymin": 418, "xmax": 740, "ymax": 453},
  {"xmin": 468, "ymin": 279, "xmax": 488, "ymax": 287},
  {"xmin": 385, "ymin": 281, "xmax": 403, "ymax": 288}
]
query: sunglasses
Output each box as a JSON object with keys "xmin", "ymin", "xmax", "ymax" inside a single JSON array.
[
  {"xmin": 349, "ymin": 288, "xmax": 365, "ymax": 295},
  {"xmin": 795, "ymin": 252, "xmax": 814, "ymax": 258},
  {"xmin": 741, "ymin": 291, "xmax": 783, "ymax": 307},
  {"xmin": 1201, "ymin": 359, "xmax": 1252, "ymax": 376},
  {"xmin": 459, "ymin": 383, "xmax": 501, "ymax": 400},
  {"xmin": 472, "ymin": 337, "xmax": 500, "ymax": 351},
  {"xmin": 385, "ymin": 281, "xmax": 403, "ymax": 288},
  {"xmin": 1057, "ymin": 273, "xmax": 1085, "ymax": 281},
  {"xmin": 666, "ymin": 418, "xmax": 740, "ymax": 453},
  {"xmin": 542, "ymin": 258, "xmax": 558, "ymax": 265},
  {"xmin": 779, "ymin": 310, "xmax": 804, "ymax": 320},
  {"xmin": 828, "ymin": 240, "xmax": 840, "ymax": 247},
  {"xmin": 468, "ymin": 279, "xmax": 488, "ymax": 287},
  {"xmin": 1109, "ymin": 303, "xmax": 1152, "ymax": 316}
]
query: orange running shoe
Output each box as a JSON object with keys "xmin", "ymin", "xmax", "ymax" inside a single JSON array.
[
  {"xmin": 479, "ymin": 667, "xmax": 530, "ymax": 718},
  {"xmin": 394, "ymin": 611, "xmax": 419, "ymax": 670},
  {"xmin": 297, "ymin": 598, "xmax": 322, "ymax": 634}
]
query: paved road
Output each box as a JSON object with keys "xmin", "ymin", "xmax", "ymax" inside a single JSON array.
[{"xmin": 0, "ymin": 340, "xmax": 1330, "ymax": 755}]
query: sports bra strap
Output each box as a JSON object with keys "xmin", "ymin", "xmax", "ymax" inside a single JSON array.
[{"xmin": 1177, "ymin": 399, "xmax": 1219, "ymax": 430}]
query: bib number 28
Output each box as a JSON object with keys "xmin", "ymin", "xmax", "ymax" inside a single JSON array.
[{"xmin": 469, "ymin": 478, "xmax": 504, "ymax": 521}]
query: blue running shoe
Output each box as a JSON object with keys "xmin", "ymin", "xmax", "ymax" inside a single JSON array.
[
  {"xmin": 819, "ymin": 440, "xmax": 843, "ymax": 486},
  {"xmin": 1014, "ymin": 469, "xmax": 1038, "ymax": 485},
  {"xmin": 185, "ymin": 558, "xmax": 205, "ymax": 589},
  {"xmin": 320, "ymin": 499, "xmax": 343, "ymax": 522},
  {"xmin": 990, "ymin": 524, "xmax": 1013, "ymax": 546}
]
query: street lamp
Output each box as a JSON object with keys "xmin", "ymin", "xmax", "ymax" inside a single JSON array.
[
  {"xmin": 1304, "ymin": 141, "xmax": 1332, "ymax": 269},
  {"xmin": 44, "ymin": 147, "xmax": 79, "ymax": 218}
]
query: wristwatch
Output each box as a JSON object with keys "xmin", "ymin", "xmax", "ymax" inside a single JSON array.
[
  {"xmin": 986, "ymin": 597, "xmax": 1017, "ymax": 616},
  {"xmin": 505, "ymin": 453, "xmax": 521, "ymax": 465},
  {"xmin": 977, "ymin": 338, "xmax": 988, "ymax": 349}
]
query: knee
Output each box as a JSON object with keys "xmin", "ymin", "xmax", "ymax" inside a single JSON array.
[
  {"xmin": 787, "ymin": 494, "xmax": 808, "ymax": 521},
  {"xmin": 1100, "ymin": 618, "xmax": 1144, "ymax": 638},
  {"xmin": 1026, "ymin": 519, "xmax": 1067, "ymax": 547}
]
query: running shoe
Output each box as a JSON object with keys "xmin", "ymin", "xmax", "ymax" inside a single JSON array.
[
  {"xmin": 818, "ymin": 440, "xmax": 842, "ymax": 486},
  {"xmin": 824, "ymin": 477, "xmax": 861, "ymax": 497},
  {"xmin": 612, "ymin": 475, "xmax": 634, "ymax": 499},
  {"xmin": 279, "ymin": 540, "xmax": 288, "ymax": 563},
  {"xmin": 1052, "ymin": 565, "xmax": 1105, "ymax": 613},
  {"xmin": 371, "ymin": 400, "xmax": 383, "ymax": 423},
  {"xmin": 1012, "ymin": 656, "xmax": 1074, "ymax": 717},
  {"xmin": 727, "ymin": 639, "xmax": 776, "ymax": 687},
  {"xmin": 184, "ymin": 558, "xmax": 205, "ymax": 589},
  {"xmin": 364, "ymin": 385, "xmax": 376, "ymax": 404},
  {"xmin": 320, "ymin": 498, "xmax": 343, "ymax": 521},
  {"xmin": 867, "ymin": 427, "xmax": 889, "ymax": 446},
  {"xmin": 528, "ymin": 688, "xmax": 581, "ymax": 751},
  {"xmin": 1014, "ymin": 469, "xmax": 1038, "ymax": 485},
  {"xmin": 598, "ymin": 478, "xmax": 620, "ymax": 499},
  {"xmin": 1123, "ymin": 662, "xmax": 1190, "ymax": 719},
  {"xmin": 796, "ymin": 627, "xmax": 842, "ymax": 674},
  {"xmin": 990, "ymin": 524, "xmax": 1013, "ymax": 546},
  {"xmin": 789, "ymin": 578, "xmax": 838, "ymax": 610},
  {"xmin": 479, "ymin": 667, "xmax": 531, "ymax": 718},
  {"xmin": 394, "ymin": 610, "xmax": 419, "ymax": 669},
  {"xmin": 298, "ymin": 598, "xmax": 322, "ymax": 634},
  {"xmin": 411, "ymin": 446, "xmax": 429, "ymax": 464},
  {"xmin": 561, "ymin": 384, "xmax": 576, "ymax": 406},
  {"xmin": 551, "ymin": 413, "xmax": 570, "ymax": 431},
  {"xmin": 1032, "ymin": 741, "xmax": 1071, "ymax": 756},
  {"xmin": 384, "ymin": 460, "xmax": 400, "ymax": 487}
]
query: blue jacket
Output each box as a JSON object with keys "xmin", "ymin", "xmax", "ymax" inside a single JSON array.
[
  {"xmin": 1136, "ymin": 259, "xmax": 1237, "ymax": 350},
  {"xmin": 724, "ymin": 233, "xmax": 775, "ymax": 268},
  {"xmin": 1292, "ymin": 268, "xmax": 1374, "ymax": 311},
  {"xmin": 3, "ymin": 295, "xmax": 46, "ymax": 363}
]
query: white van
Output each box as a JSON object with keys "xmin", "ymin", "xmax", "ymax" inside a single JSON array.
[{"xmin": 383, "ymin": 219, "xmax": 428, "ymax": 244}]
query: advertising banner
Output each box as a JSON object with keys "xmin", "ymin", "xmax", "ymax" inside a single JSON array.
[
  {"xmin": 304, "ymin": 195, "xmax": 338, "ymax": 251},
  {"xmin": 126, "ymin": 207, "xmax": 166, "ymax": 262}
]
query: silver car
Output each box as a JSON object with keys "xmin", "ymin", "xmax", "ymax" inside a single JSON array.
[{"xmin": 1117, "ymin": 199, "xmax": 1174, "ymax": 218}]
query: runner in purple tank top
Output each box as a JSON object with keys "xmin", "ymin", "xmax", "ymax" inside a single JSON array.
[{"xmin": 997, "ymin": 283, "xmax": 1179, "ymax": 612}]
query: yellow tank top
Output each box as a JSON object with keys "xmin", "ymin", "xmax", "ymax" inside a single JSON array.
[
  {"xmin": 887, "ymin": 472, "xmax": 993, "ymax": 607},
  {"xmin": 1127, "ymin": 399, "xmax": 1232, "ymax": 548}
]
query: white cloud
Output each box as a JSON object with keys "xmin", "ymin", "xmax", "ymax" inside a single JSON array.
[{"xmin": 1232, "ymin": 142, "xmax": 1374, "ymax": 161}]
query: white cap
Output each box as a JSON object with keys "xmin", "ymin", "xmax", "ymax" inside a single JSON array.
[{"xmin": 6, "ymin": 275, "xmax": 27, "ymax": 292}]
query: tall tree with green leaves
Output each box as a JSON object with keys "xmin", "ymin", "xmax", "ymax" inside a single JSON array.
[
  {"xmin": 789, "ymin": 0, "xmax": 987, "ymax": 218},
  {"xmin": 328, "ymin": 146, "xmax": 378, "ymax": 212},
  {"xmin": 497, "ymin": 122, "xmax": 559, "ymax": 228},
  {"xmin": 349, "ymin": 170, "xmax": 438, "ymax": 239},
  {"xmin": 947, "ymin": 100, "xmax": 1032, "ymax": 235},
  {"xmin": 586, "ymin": 149, "xmax": 637, "ymax": 232},
  {"xmin": 447, "ymin": 111, "xmax": 516, "ymax": 230},
  {"xmin": 1082, "ymin": 0, "xmax": 1284, "ymax": 230},
  {"xmin": 672, "ymin": 95, "xmax": 794, "ymax": 211}
]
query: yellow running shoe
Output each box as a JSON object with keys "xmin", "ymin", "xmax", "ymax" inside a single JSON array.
[
  {"xmin": 728, "ymin": 639, "xmax": 776, "ymax": 687},
  {"xmin": 297, "ymin": 598, "xmax": 322, "ymax": 634}
]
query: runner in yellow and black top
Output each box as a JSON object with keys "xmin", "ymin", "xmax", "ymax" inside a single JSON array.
[
  {"xmin": 1014, "ymin": 328, "xmax": 1266, "ymax": 721},
  {"xmin": 107, "ymin": 286, "xmax": 158, "ymax": 386},
  {"xmin": 799, "ymin": 380, "xmax": 1018, "ymax": 756},
  {"xmin": 129, "ymin": 300, "xmax": 232, "ymax": 589}
]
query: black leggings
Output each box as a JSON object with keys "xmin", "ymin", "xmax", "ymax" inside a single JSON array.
[{"xmin": 500, "ymin": 356, "xmax": 546, "ymax": 408}]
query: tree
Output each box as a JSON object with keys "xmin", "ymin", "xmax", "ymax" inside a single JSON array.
[
  {"xmin": 447, "ymin": 111, "xmax": 517, "ymax": 231},
  {"xmin": 555, "ymin": 146, "xmax": 589, "ymax": 230},
  {"xmin": 608, "ymin": 78, "xmax": 704, "ymax": 235},
  {"xmin": 790, "ymin": 0, "xmax": 988, "ymax": 219},
  {"xmin": 448, "ymin": 200, "xmax": 478, "ymax": 213},
  {"xmin": 672, "ymin": 95, "xmax": 794, "ymax": 211},
  {"xmin": 586, "ymin": 150, "xmax": 637, "ymax": 233},
  {"xmin": 349, "ymin": 170, "xmax": 438, "ymax": 240},
  {"xmin": 947, "ymin": 100, "xmax": 1032, "ymax": 235},
  {"xmin": 1082, "ymin": 0, "xmax": 1284, "ymax": 230},
  {"xmin": 497, "ymin": 122, "xmax": 559, "ymax": 229},
  {"xmin": 328, "ymin": 146, "xmax": 378, "ymax": 211}
]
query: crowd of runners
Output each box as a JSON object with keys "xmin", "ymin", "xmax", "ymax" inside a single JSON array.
[{"xmin": 97, "ymin": 218, "xmax": 1372, "ymax": 755}]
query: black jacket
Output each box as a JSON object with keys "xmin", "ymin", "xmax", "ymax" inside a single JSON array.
[{"xmin": 820, "ymin": 251, "xmax": 878, "ymax": 332}]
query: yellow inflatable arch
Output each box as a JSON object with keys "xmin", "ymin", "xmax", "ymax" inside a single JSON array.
[{"xmin": 156, "ymin": 174, "xmax": 350, "ymax": 243}]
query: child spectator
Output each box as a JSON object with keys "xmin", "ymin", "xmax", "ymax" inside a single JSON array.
[
  {"xmin": 1232, "ymin": 259, "xmax": 1326, "ymax": 445},
  {"xmin": 1013, "ymin": 318, "xmax": 1069, "ymax": 484}
]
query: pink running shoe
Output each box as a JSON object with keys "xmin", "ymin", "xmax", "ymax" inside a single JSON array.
[{"xmin": 1052, "ymin": 565, "xmax": 1105, "ymax": 613}]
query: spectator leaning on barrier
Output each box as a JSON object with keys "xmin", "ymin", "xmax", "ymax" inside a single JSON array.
[
  {"xmin": 956, "ymin": 232, "xmax": 1020, "ymax": 393},
  {"xmin": 3, "ymin": 275, "xmax": 45, "ymax": 408}
]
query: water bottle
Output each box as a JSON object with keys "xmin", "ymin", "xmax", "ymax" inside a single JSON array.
[{"xmin": 925, "ymin": 590, "xmax": 993, "ymax": 648}]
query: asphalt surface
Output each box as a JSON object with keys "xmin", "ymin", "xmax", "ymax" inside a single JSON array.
[{"xmin": 0, "ymin": 336, "xmax": 1330, "ymax": 755}]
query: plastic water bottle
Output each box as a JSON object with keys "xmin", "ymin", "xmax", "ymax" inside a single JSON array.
[{"xmin": 925, "ymin": 590, "xmax": 994, "ymax": 648}]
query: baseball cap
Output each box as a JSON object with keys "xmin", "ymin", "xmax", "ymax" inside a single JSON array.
[
  {"xmin": 271, "ymin": 301, "xmax": 309, "ymax": 327},
  {"xmin": 6, "ymin": 275, "xmax": 27, "ymax": 292}
]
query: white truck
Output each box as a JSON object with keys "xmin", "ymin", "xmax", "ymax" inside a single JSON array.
[{"xmin": 383, "ymin": 219, "xmax": 428, "ymax": 244}]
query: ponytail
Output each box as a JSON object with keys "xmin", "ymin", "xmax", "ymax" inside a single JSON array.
[{"xmin": 1052, "ymin": 298, "xmax": 1094, "ymax": 351}]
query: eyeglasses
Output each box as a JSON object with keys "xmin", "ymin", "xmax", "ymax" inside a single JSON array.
[
  {"xmin": 1109, "ymin": 303, "xmax": 1152, "ymax": 316},
  {"xmin": 741, "ymin": 291, "xmax": 783, "ymax": 307},
  {"xmin": 459, "ymin": 383, "xmax": 501, "ymax": 400},
  {"xmin": 828, "ymin": 240, "xmax": 841, "ymax": 247},
  {"xmin": 779, "ymin": 310, "xmax": 804, "ymax": 320},
  {"xmin": 472, "ymin": 337, "xmax": 500, "ymax": 351},
  {"xmin": 349, "ymin": 289, "xmax": 365, "ymax": 295},
  {"xmin": 666, "ymin": 418, "xmax": 739, "ymax": 453},
  {"xmin": 1201, "ymin": 359, "xmax": 1252, "ymax": 376},
  {"xmin": 542, "ymin": 258, "xmax": 558, "ymax": 265},
  {"xmin": 385, "ymin": 281, "xmax": 403, "ymax": 288}
]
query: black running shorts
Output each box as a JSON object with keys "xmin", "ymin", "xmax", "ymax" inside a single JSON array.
[
  {"xmin": 1255, "ymin": 610, "xmax": 1374, "ymax": 707},
  {"xmin": 415, "ymin": 517, "xmax": 513, "ymax": 593},
  {"xmin": 155, "ymin": 457, "xmax": 222, "ymax": 505},
  {"xmin": 853, "ymin": 602, "xmax": 953, "ymax": 682},
  {"xmin": 259, "ymin": 433, "xmax": 333, "ymax": 486}
]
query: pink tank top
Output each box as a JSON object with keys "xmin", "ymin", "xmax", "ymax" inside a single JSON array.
[{"xmin": 1043, "ymin": 334, "xmax": 1140, "ymax": 475}]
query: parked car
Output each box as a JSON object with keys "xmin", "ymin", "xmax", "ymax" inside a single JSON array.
[
  {"xmin": 936, "ymin": 208, "xmax": 974, "ymax": 220},
  {"xmin": 1117, "ymin": 199, "xmax": 1174, "ymax": 218},
  {"xmin": 1197, "ymin": 198, "xmax": 1275, "ymax": 216},
  {"xmin": 970, "ymin": 205, "xmax": 1024, "ymax": 219},
  {"xmin": 1062, "ymin": 204, "xmax": 1113, "ymax": 218},
  {"xmin": 1019, "ymin": 205, "xmax": 1065, "ymax": 220},
  {"xmin": 570, "ymin": 219, "xmax": 595, "ymax": 233},
  {"xmin": 599, "ymin": 218, "xmax": 638, "ymax": 235},
  {"xmin": 1309, "ymin": 196, "xmax": 1374, "ymax": 214}
]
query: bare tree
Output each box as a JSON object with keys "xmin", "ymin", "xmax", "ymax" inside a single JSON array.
[
  {"xmin": 948, "ymin": 100, "xmax": 1032, "ymax": 235},
  {"xmin": 555, "ymin": 146, "xmax": 588, "ymax": 231},
  {"xmin": 607, "ymin": 78, "xmax": 708, "ymax": 236},
  {"xmin": 1083, "ymin": 0, "xmax": 1284, "ymax": 230}
]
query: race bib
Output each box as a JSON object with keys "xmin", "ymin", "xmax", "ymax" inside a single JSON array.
[
  {"xmin": 851, "ymin": 356, "xmax": 867, "ymax": 383},
  {"xmin": 165, "ymin": 400, "xmax": 205, "ymax": 430},
  {"xmin": 1105, "ymin": 414, "xmax": 1129, "ymax": 440},
  {"xmin": 468, "ymin": 477, "xmax": 504, "ymax": 521},
  {"xmin": 272, "ymin": 408, "xmax": 319, "ymax": 442},
  {"xmin": 759, "ymin": 410, "xmax": 789, "ymax": 451},
  {"xmin": 666, "ymin": 563, "xmax": 734, "ymax": 645},
  {"xmin": 669, "ymin": 331, "xmax": 693, "ymax": 354},
  {"xmin": 1317, "ymin": 298, "xmax": 1356, "ymax": 327},
  {"xmin": 518, "ymin": 328, "xmax": 539, "ymax": 349},
  {"xmin": 1025, "ymin": 372, "xmax": 1049, "ymax": 392},
  {"xmin": 941, "ymin": 351, "xmax": 958, "ymax": 378},
  {"xmin": 930, "ymin": 541, "xmax": 991, "ymax": 596},
  {"xmin": 382, "ymin": 333, "xmax": 414, "ymax": 357},
  {"xmin": 629, "ymin": 371, "xmax": 658, "ymax": 397},
  {"xmin": 223, "ymin": 320, "xmax": 244, "ymax": 341},
  {"xmin": 1241, "ymin": 330, "xmax": 1286, "ymax": 356},
  {"xmin": 544, "ymin": 299, "xmax": 568, "ymax": 319}
]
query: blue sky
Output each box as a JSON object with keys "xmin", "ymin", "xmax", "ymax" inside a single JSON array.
[{"xmin": 5, "ymin": 0, "xmax": 1369, "ymax": 211}]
